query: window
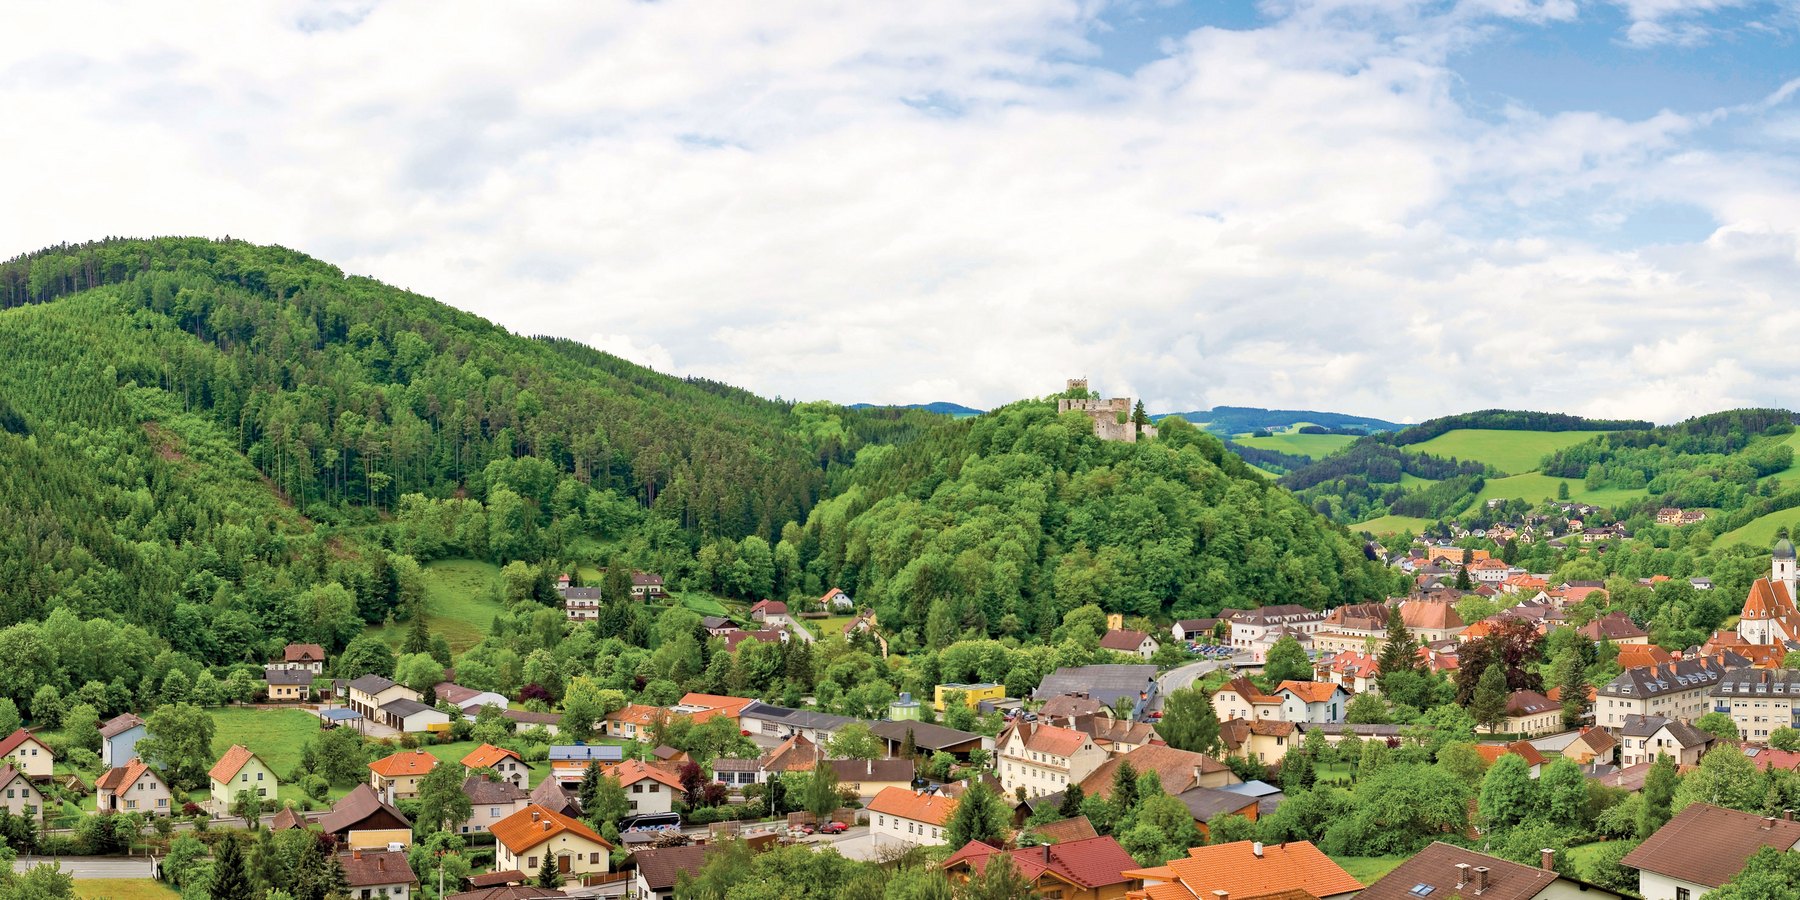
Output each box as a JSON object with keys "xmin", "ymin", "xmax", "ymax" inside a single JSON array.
[
  {"xmin": 1677, "ymin": 889, "xmax": 1690, "ymax": 900},
  {"xmin": 590, "ymin": 853, "xmax": 599, "ymax": 864},
  {"xmin": 528, "ymin": 857, "xmax": 538, "ymax": 869}
]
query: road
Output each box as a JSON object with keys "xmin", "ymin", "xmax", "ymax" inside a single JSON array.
[
  {"xmin": 13, "ymin": 856, "xmax": 155, "ymax": 878},
  {"xmin": 1155, "ymin": 652, "xmax": 1250, "ymax": 707}
]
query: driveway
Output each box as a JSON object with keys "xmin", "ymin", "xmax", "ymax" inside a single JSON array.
[
  {"xmin": 13, "ymin": 856, "xmax": 155, "ymax": 878},
  {"xmin": 1154, "ymin": 653, "xmax": 1249, "ymax": 708}
]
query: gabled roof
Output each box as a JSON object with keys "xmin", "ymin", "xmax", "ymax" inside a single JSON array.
[
  {"xmin": 1504, "ymin": 690, "xmax": 1556, "ymax": 717},
  {"xmin": 347, "ymin": 674, "xmax": 403, "ymax": 695},
  {"xmin": 867, "ymin": 787, "xmax": 958, "ymax": 826},
  {"xmin": 491, "ymin": 804, "xmax": 612, "ymax": 854},
  {"xmin": 1221, "ymin": 676, "xmax": 1281, "ymax": 704},
  {"xmin": 828, "ymin": 757, "xmax": 914, "ymax": 783},
  {"xmin": 95, "ymin": 759, "xmax": 158, "ymax": 793},
  {"xmin": 675, "ymin": 693, "xmax": 756, "ymax": 717},
  {"xmin": 339, "ymin": 850, "xmax": 417, "ymax": 888},
  {"xmin": 284, "ymin": 643, "xmax": 327, "ymax": 662},
  {"xmin": 1399, "ymin": 599, "xmax": 1465, "ymax": 630},
  {"xmin": 943, "ymin": 836, "xmax": 1138, "ymax": 889},
  {"xmin": 1578, "ymin": 611, "xmax": 1648, "ymax": 641},
  {"xmin": 631, "ymin": 844, "xmax": 715, "ymax": 892},
  {"xmin": 1623, "ymin": 803, "xmax": 1800, "ymax": 887},
  {"xmin": 1277, "ymin": 681, "xmax": 1344, "ymax": 703},
  {"xmin": 0, "ymin": 765, "xmax": 24, "ymax": 790},
  {"xmin": 265, "ymin": 668, "xmax": 314, "ymax": 686},
  {"xmin": 1079, "ymin": 744, "xmax": 1232, "ymax": 799},
  {"xmin": 528, "ymin": 778, "xmax": 576, "ymax": 815},
  {"xmin": 1038, "ymin": 694, "xmax": 1109, "ymax": 721},
  {"xmin": 1616, "ymin": 644, "xmax": 1673, "ymax": 669},
  {"xmin": 368, "ymin": 749, "xmax": 438, "ymax": 779},
  {"xmin": 0, "ymin": 729, "xmax": 50, "ymax": 757},
  {"xmin": 270, "ymin": 807, "xmax": 307, "ymax": 831},
  {"xmin": 462, "ymin": 744, "xmax": 522, "ymax": 769},
  {"xmin": 1002, "ymin": 722, "xmax": 1091, "ymax": 758},
  {"xmin": 1126, "ymin": 840, "xmax": 1361, "ymax": 900},
  {"xmin": 462, "ymin": 775, "xmax": 527, "ymax": 805},
  {"xmin": 99, "ymin": 714, "xmax": 144, "ymax": 739},
  {"xmin": 1357, "ymin": 842, "xmax": 1560, "ymax": 900},
  {"xmin": 1474, "ymin": 742, "xmax": 1546, "ymax": 767},
  {"xmin": 319, "ymin": 783, "xmax": 412, "ymax": 834},
  {"xmin": 604, "ymin": 759, "xmax": 684, "ymax": 790},
  {"xmin": 749, "ymin": 599, "xmax": 788, "ymax": 615},
  {"xmin": 867, "ymin": 720, "xmax": 983, "ymax": 750},
  {"xmin": 1099, "ymin": 629, "xmax": 1154, "ymax": 652},
  {"xmin": 208, "ymin": 745, "xmax": 264, "ymax": 784},
  {"xmin": 380, "ymin": 698, "xmax": 437, "ymax": 719},
  {"xmin": 447, "ymin": 888, "xmax": 565, "ymax": 900},
  {"xmin": 1030, "ymin": 816, "xmax": 1098, "ymax": 842},
  {"xmin": 606, "ymin": 704, "xmax": 665, "ymax": 726}
]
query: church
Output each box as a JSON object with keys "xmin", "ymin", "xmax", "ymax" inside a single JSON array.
[{"xmin": 1737, "ymin": 539, "xmax": 1800, "ymax": 645}]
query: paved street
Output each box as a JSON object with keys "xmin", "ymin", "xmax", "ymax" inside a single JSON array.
[
  {"xmin": 13, "ymin": 856, "xmax": 155, "ymax": 878},
  {"xmin": 1154, "ymin": 652, "xmax": 1249, "ymax": 708}
]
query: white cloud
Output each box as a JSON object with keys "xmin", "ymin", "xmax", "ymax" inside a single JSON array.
[{"xmin": 0, "ymin": 0, "xmax": 1798, "ymax": 422}]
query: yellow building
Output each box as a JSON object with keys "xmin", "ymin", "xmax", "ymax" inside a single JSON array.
[
  {"xmin": 208, "ymin": 745, "xmax": 276, "ymax": 815},
  {"xmin": 934, "ymin": 682, "xmax": 1005, "ymax": 712}
]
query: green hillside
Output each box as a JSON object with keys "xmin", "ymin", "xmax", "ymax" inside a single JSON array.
[
  {"xmin": 1719, "ymin": 507, "xmax": 1800, "ymax": 549},
  {"xmin": 1461, "ymin": 473, "xmax": 1648, "ymax": 513},
  {"xmin": 1355, "ymin": 514, "xmax": 1435, "ymax": 536},
  {"xmin": 1407, "ymin": 429, "xmax": 1609, "ymax": 475},
  {"xmin": 1234, "ymin": 429, "xmax": 1358, "ymax": 459}
]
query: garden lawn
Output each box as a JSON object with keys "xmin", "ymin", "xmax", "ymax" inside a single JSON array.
[
  {"xmin": 676, "ymin": 593, "xmax": 732, "ymax": 617},
  {"xmin": 1407, "ymin": 429, "xmax": 1609, "ymax": 476},
  {"xmin": 208, "ymin": 707, "xmax": 321, "ymax": 781},
  {"xmin": 1329, "ymin": 855, "xmax": 1409, "ymax": 886},
  {"xmin": 371, "ymin": 559, "xmax": 508, "ymax": 653},
  {"xmin": 74, "ymin": 881, "xmax": 179, "ymax": 900},
  {"xmin": 1563, "ymin": 842, "xmax": 1614, "ymax": 871}
]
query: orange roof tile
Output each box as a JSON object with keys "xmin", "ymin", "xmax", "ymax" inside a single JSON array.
[
  {"xmin": 208, "ymin": 745, "xmax": 262, "ymax": 784},
  {"xmin": 607, "ymin": 704, "xmax": 666, "ymax": 726},
  {"xmin": 1400, "ymin": 600, "xmax": 1465, "ymax": 630},
  {"xmin": 1277, "ymin": 681, "xmax": 1343, "ymax": 703},
  {"xmin": 1222, "ymin": 676, "xmax": 1282, "ymax": 704},
  {"xmin": 676, "ymin": 693, "xmax": 755, "ymax": 717},
  {"xmin": 491, "ymin": 803, "xmax": 612, "ymax": 854},
  {"xmin": 368, "ymin": 749, "xmax": 439, "ymax": 778},
  {"xmin": 603, "ymin": 759, "xmax": 684, "ymax": 790},
  {"xmin": 867, "ymin": 787, "xmax": 958, "ymax": 826},
  {"xmin": 95, "ymin": 759, "xmax": 155, "ymax": 794},
  {"xmin": 461, "ymin": 744, "xmax": 522, "ymax": 769},
  {"xmin": 1147, "ymin": 840, "xmax": 1360, "ymax": 899}
]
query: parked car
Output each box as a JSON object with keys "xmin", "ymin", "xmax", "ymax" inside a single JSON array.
[{"xmin": 820, "ymin": 821, "xmax": 849, "ymax": 834}]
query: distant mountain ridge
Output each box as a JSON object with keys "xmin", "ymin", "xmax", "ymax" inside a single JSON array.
[
  {"xmin": 847, "ymin": 401, "xmax": 983, "ymax": 417},
  {"xmin": 1160, "ymin": 406, "xmax": 1410, "ymax": 436}
]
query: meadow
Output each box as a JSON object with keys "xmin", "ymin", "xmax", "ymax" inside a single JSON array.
[
  {"xmin": 370, "ymin": 559, "xmax": 509, "ymax": 652},
  {"xmin": 1406, "ymin": 429, "xmax": 1608, "ymax": 475},
  {"xmin": 1354, "ymin": 514, "xmax": 1435, "ymax": 536},
  {"xmin": 1233, "ymin": 427, "xmax": 1359, "ymax": 459},
  {"xmin": 1719, "ymin": 506, "xmax": 1800, "ymax": 549},
  {"xmin": 74, "ymin": 881, "xmax": 178, "ymax": 900},
  {"xmin": 1458, "ymin": 473, "xmax": 1648, "ymax": 515}
]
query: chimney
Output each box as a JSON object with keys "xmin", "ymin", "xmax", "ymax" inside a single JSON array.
[
  {"xmin": 1252, "ymin": 842, "xmax": 1263, "ymax": 858},
  {"xmin": 1455, "ymin": 863, "xmax": 1470, "ymax": 888},
  {"xmin": 1213, "ymin": 892, "xmax": 1229, "ymax": 900},
  {"xmin": 1474, "ymin": 867, "xmax": 1489, "ymax": 892},
  {"xmin": 1787, "ymin": 809, "xmax": 1795, "ymax": 822},
  {"xmin": 1042, "ymin": 845, "xmax": 1051, "ymax": 863},
  {"xmin": 352, "ymin": 849, "xmax": 362, "ymax": 860},
  {"xmin": 1764, "ymin": 816, "xmax": 1777, "ymax": 831},
  {"xmin": 1540, "ymin": 848, "xmax": 1554, "ymax": 871}
]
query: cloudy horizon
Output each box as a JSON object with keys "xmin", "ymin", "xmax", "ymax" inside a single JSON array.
[{"xmin": 4, "ymin": 0, "xmax": 1799, "ymax": 424}]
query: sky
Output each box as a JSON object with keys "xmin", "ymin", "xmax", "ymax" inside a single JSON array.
[{"xmin": 3, "ymin": 1, "xmax": 1800, "ymax": 423}]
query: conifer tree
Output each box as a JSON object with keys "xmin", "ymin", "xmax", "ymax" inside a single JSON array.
[{"xmin": 1376, "ymin": 605, "xmax": 1422, "ymax": 686}]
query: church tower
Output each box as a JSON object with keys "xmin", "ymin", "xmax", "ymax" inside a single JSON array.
[{"xmin": 1775, "ymin": 538, "xmax": 1797, "ymax": 595}]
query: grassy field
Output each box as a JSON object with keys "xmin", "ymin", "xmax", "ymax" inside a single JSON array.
[
  {"xmin": 1330, "ymin": 855, "xmax": 1408, "ymax": 885},
  {"xmin": 1354, "ymin": 515, "xmax": 1435, "ymax": 536},
  {"xmin": 1234, "ymin": 430, "xmax": 1358, "ymax": 459},
  {"xmin": 1719, "ymin": 506, "xmax": 1800, "ymax": 549},
  {"xmin": 1460, "ymin": 472, "xmax": 1648, "ymax": 514},
  {"xmin": 676, "ymin": 593, "xmax": 732, "ymax": 617},
  {"xmin": 74, "ymin": 881, "xmax": 178, "ymax": 900},
  {"xmin": 1397, "ymin": 473, "xmax": 1438, "ymax": 488},
  {"xmin": 1755, "ymin": 430, "xmax": 1800, "ymax": 485},
  {"xmin": 372, "ymin": 559, "xmax": 508, "ymax": 652},
  {"xmin": 1407, "ymin": 429, "xmax": 1608, "ymax": 475},
  {"xmin": 210, "ymin": 707, "xmax": 321, "ymax": 781}
]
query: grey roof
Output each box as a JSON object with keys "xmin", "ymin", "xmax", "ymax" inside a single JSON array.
[
  {"xmin": 1619, "ymin": 714, "xmax": 1670, "ymax": 738},
  {"xmin": 529, "ymin": 778, "xmax": 576, "ymax": 815},
  {"xmin": 1176, "ymin": 786, "xmax": 1259, "ymax": 821},
  {"xmin": 320, "ymin": 708, "xmax": 363, "ymax": 722},
  {"xmin": 99, "ymin": 714, "xmax": 144, "ymax": 739},
  {"xmin": 462, "ymin": 776, "xmax": 527, "ymax": 805},
  {"xmin": 1032, "ymin": 665, "xmax": 1159, "ymax": 706},
  {"xmin": 264, "ymin": 668, "xmax": 314, "ymax": 685},
  {"xmin": 380, "ymin": 698, "xmax": 438, "ymax": 718},
  {"xmin": 711, "ymin": 758, "xmax": 761, "ymax": 773},
  {"xmin": 548, "ymin": 745, "xmax": 623, "ymax": 762},
  {"xmin": 738, "ymin": 702, "xmax": 860, "ymax": 732},
  {"xmin": 348, "ymin": 674, "xmax": 401, "ymax": 694},
  {"xmin": 1713, "ymin": 667, "xmax": 1800, "ymax": 698},
  {"xmin": 701, "ymin": 616, "xmax": 732, "ymax": 630},
  {"xmin": 1232, "ymin": 604, "xmax": 1323, "ymax": 625},
  {"xmin": 1217, "ymin": 780, "xmax": 1282, "ymax": 799},
  {"xmin": 1777, "ymin": 538, "xmax": 1796, "ymax": 559},
  {"xmin": 1600, "ymin": 656, "xmax": 1732, "ymax": 698},
  {"xmin": 560, "ymin": 587, "xmax": 601, "ymax": 601},
  {"xmin": 867, "ymin": 720, "xmax": 984, "ymax": 750}
]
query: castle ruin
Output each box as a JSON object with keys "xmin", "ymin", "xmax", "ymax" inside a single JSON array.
[{"xmin": 1057, "ymin": 378, "xmax": 1156, "ymax": 443}]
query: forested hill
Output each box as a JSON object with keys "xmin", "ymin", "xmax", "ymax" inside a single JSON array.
[{"xmin": 785, "ymin": 403, "xmax": 1398, "ymax": 648}]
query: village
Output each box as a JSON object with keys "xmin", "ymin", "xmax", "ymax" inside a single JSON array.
[{"xmin": 4, "ymin": 534, "xmax": 1800, "ymax": 900}]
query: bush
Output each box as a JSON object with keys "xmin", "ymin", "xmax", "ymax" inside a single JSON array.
[
  {"xmin": 302, "ymin": 775, "xmax": 330, "ymax": 802},
  {"xmin": 38, "ymin": 835, "xmax": 79, "ymax": 857},
  {"xmin": 66, "ymin": 748, "xmax": 100, "ymax": 773}
]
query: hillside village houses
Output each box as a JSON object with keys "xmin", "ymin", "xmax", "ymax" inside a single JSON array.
[
  {"xmin": 274, "ymin": 642, "xmax": 328, "ymax": 674},
  {"xmin": 868, "ymin": 786, "xmax": 958, "ymax": 846},
  {"xmin": 95, "ymin": 758, "xmax": 172, "ymax": 814},
  {"xmin": 491, "ymin": 804, "xmax": 613, "ymax": 881},
  {"xmin": 996, "ymin": 722, "xmax": 1107, "ymax": 798},
  {"xmin": 99, "ymin": 713, "xmax": 146, "ymax": 769},
  {"xmin": 369, "ymin": 749, "xmax": 439, "ymax": 801},
  {"xmin": 208, "ymin": 744, "xmax": 276, "ymax": 815},
  {"xmin": 1596, "ymin": 657, "xmax": 1734, "ymax": 730},
  {"xmin": 0, "ymin": 729, "xmax": 54, "ymax": 779},
  {"xmin": 0, "ymin": 764, "xmax": 44, "ymax": 823}
]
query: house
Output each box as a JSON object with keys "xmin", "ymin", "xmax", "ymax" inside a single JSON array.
[
  {"xmin": 1067, "ymin": 716, "xmax": 1161, "ymax": 756},
  {"xmin": 1579, "ymin": 612, "xmax": 1650, "ymax": 645},
  {"xmin": 1399, "ymin": 598, "xmax": 1467, "ymax": 642},
  {"xmin": 1177, "ymin": 787, "xmax": 1263, "ymax": 836},
  {"xmin": 1316, "ymin": 650, "xmax": 1381, "ymax": 694},
  {"xmin": 830, "ymin": 758, "xmax": 915, "ymax": 798},
  {"xmin": 748, "ymin": 600, "xmax": 790, "ymax": 626},
  {"xmin": 1276, "ymin": 681, "xmax": 1348, "ymax": 724},
  {"xmin": 672, "ymin": 693, "xmax": 757, "ymax": 727},
  {"xmin": 463, "ymin": 744, "xmax": 528, "ymax": 787},
  {"xmin": 630, "ymin": 571, "xmax": 666, "ymax": 599},
  {"xmin": 341, "ymin": 849, "xmax": 417, "ymax": 900},
  {"xmin": 1711, "ymin": 667, "xmax": 1800, "ymax": 742},
  {"xmin": 1623, "ymin": 803, "xmax": 1800, "ymax": 900},
  {"xmin": 1078, "ymin": 744, "xmax": 1238, "ymax": 800},
  {"xmin": 320, "ymin": 783, "xmax": 414, "ymax": 848},
  {"xmin": 603, "ymin": 703, "xmax": 665, "ymax": 742},
  {"xmin": 1359, "ymin": 842, "xmax": 1622, "ymax": 900},
  {"xmin": 842, "ymin": 610, "xmax": 889, "ymax": 656},
  {"xmin": 721, "ymin": 629, "xmax": 787, "ymax": 652},
  {"xmin": 435, "ymin": 683, "xmax": 510, "ymax": 717},
  {"xmin": 1294, "ymin": 722, "xmax": 1405, "ymax": 747},
  {"xmin": 1619, "ymin": 715, "xmax": 1713, "ymax": 767},
  {"xmin": 277, "ymin": 643, "xmax": 328, "ymax": 674},
  {"xmin": 1484, "ymin": 690, "xmax": 1560, "ymax": 737},
  {"xmin": 1123, "ymin": 839, "xmax": 1362, "ymax": 900},
  {"xmin": 867, "ymin": 720, "xmax": 989, "ymax": 759},
  {"xmin": 1220, "ymin": 718, "xmax": 1297, "ymax": 765},
  {"xmin": 208, "ymin": 745, "xmax": 276, "ymax": 814},
  {"xmin": 99, "ymin": 714, "xmax": 146, "ymax": 769},
  {"xmin": 1597, "ymin": 657, "xmax": 1736, "ymax": 730},
  {"xmin": 381, "ymin": 699, "xmax": 452, "ymax": 734},
  {"xmin": 265, "ymin": 667, "xmax": 314, "ymax": 702},
  {"xmin": 942, "ymin": 836, "xmax": 1139, "ymax": 899},
  {"xmin": 561, "ymin": 587, "xmax": 602, "ymax": 623},
  {"xmin": 346, "ymin": 675, "xmax": 420, "ymax": 721},
  {"xmin": 603, "ymin": 760, "xmax": 684, "ymax": 819},
  {"xmin": 1099, "ymin": 629, "xmax": 1159, "ymax": 659},
  {"xmin": 0, "ymin": 765, "xmax": 44, "ymax": 822},
  {"xmin": 1171, "ymin": 618, "xmax": 1220, "ymax": 643},
  {"xmin": 630, "ymin": 844, "xmax": 716, "ymax": 900},
  {"xmin": 700, "ymin": 616, "xmax": 737, "ymax": 637},
  {"xmin": 1474, "ymin": 742, "xmax": 1548, "ymax": 778},
  {"xmin": 547, "ymin": 745, "xmax": 624, "ymax": 785},
  {"xmin": 1033, "ymin": 665, "xmax": 1160, "ymax": 719},
  {"xmin": 459, "ymin": 775, "xmax": 529, "ymax": 834},
  {"xmin": 493, "ymin": 804, "xmax": 613, "ymax": 880},
  {"xmin": 1556, "ymin": 726, "xmax": 1619, "ymax": 765},
  {"xmin": 1230, "ymin": 606, "xmax": 1326, "ymax": 662},
  {"xmin": 934, "ymin": 683, "xmax": 1006, "ymax": 712},
  {"xmin": 0, "ymin": 729, "xmax": 54, "ymax": 778},
  {"xmin": 448, "ymin": 888, "xmax": 565, "ymax": 900},
  {"xmin": 529, "ymin": 778, "xmax": 578, "ymax": 817},
  {"xmin": 1617, "ymin": 644, "xmax": 1674, "ymax": 670},
  {"xmin": 500, "ymin": 709, "xmax": 562, "ymax": 736},
  {"xmin": 368, "ymin": 749, "xmax": 439, "ymax": 801},
  {"xmin": 996, "ymin": 722, "xmax": 1108, "ymax": 799},
  {"xmin": 819, "ymin": 587, "xmax": 854, "ymax": 611},
  {"xmin": 95, "ymin": 759, "xmax": 172, "ymax": 815},
  {"xmin": 868, "ymin": 787, "xmax": 958, "ymax": 846},
  {"xmin": 735, "ymin": 702, "xmax": 860, "ymax": 745},
  {"xmin": 1212, "ymin": 677, "xmax": 1284, "ymax": 722}
]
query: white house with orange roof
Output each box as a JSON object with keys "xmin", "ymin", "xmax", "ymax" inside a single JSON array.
[
  {"xmin": 996, "ymin": 722, "xmax": 1107, "ymax": 799},
  {"xmin": 0, "ymin": 730, "xmax": 53, "ymax": 779},
  {"xmin": 868, "ymin": 787, "xmax": 958, "ymax": 846},
  {"xmin": 819, "ymin": 587, "xmax": 854, "ymax": 611},
  {"xmin": 208, "ymin": 745, "xmax": 276, "ymax": 814},
  {"xmin": 1399, "ymin": 599, "xmax": 1466, "ymax": 642},
  {"xmin": 671, "ymin": 693, "xmax": 756, "ymax": 728},
  {"xmin": 603, "ymin": 704, "xmax": 667, "ymax": 742},
  {"xmin": 492, "ymin": 804, "xmax": 613, "ymax": 879},
  {"xmin": 369, "ymin": 749, "xmax": 438, "ymax": 801},
  {"xmin": 95, "ymin": 759, "xmax": 172, "ymax": 815},
  {"xmin": 603, "ymin": 759, "xmax": 685, "ymax": 817},
  {"xmin": 1316, "ymin": 651, "xmax": 1381, "ymax": 695},
  {"xmin": 1277, "ymin": 681, "xmax": 1348, "ymax": 723},
  {"xmin": 1211, "ymin": 677, "xmax": 1284, "ymax": 722},
  {"xmin": 461, "ymin": 744, "xmax": 527, "ymax": 787}
]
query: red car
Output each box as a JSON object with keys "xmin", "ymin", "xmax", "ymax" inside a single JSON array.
[{"xmin": 820, "ymin": 821, "xmax": 849, "ymax": 834}]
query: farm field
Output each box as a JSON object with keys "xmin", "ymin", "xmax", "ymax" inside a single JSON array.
[
  {"xmin": 1354, "ymin": 515, "xmax": 1434, "ymax": 536},
  {"xmin": 74, "ymin": 881, "xmax": 178, "ymax": 900},
  {"xmin": 1719, "ymin": 506, "xmax": 1800, "ymax": 549},
  {"xmin": 1234, "ymin": 429, "xmax": 1358, "ymax": 459},
  {"xmin": 1460, "ymin": 473, "xmax": 1648, "ymax": 514},
  {"xmin": 1407, "ymin": 429, "xmax": 1608, "ymax": 475},
  {"xmin": 371, "ymin": 559, "xmax": 508, "ymax": 652}
]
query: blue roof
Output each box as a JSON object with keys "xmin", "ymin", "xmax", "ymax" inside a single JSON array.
[
  {"xmin": 548, "ymin": 745, "xmax": 623, "ymax": 762},
  {"xmin": 1219, "ymin": 780, "xmax": 1281, "ymax": 798},
  {"xmin": 320, "ymin": 708, "xmax": 363, "ymax": 722}
]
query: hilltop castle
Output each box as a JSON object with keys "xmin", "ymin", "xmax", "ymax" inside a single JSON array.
[
  {"xmin": 1737, "ymin": 539, "xmax": 1800, "ymax": 645},
  {"xmin": 1056, "ymin": 378, "xmax": 1156, "ymax": 443}
]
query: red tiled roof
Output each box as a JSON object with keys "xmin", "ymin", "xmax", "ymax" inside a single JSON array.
[
  {"xmin": 462, "ymin": 744, "xmax": 522, "ymax": 769},
  {"xmin": 208, "ymin": 745, "xmax": 262, "ymax": 784},
  {"xmin": 1100, "ymin": 629, "xmax": 1153, "ymax": 652},
  {"xmin": 1221, "ymin": 676, "xmax": 1281, "ymax": 704},
  {"xmin": 285, "ymin": 643, "xmax": 327, "ymax": 663},
  {"xmin": 603, "ymin": 759, "xmax": 683, "ymax": 790},
  {"xmin": 368, "ymin": 749, "xmax": 438, "ymax": 778},
  {"xmin": 1125, "ymin": 840, "xmax": 1361, "ymax": 899},
  {"xmin": 491, "ymin": 804, "xmax": 612, "ymax": 854},
  {"xmin": 0, "ymin": 729, "xmax": 49, "ymax": 758},
  {"xmin": 1277, "ymin": 681, "xmax": 1342, "ymax": 703},
  {"xmin": 1622, "ymin": 803, "xmax": 1800, "ymax": 888},
  {"xmin": 1007, "ymin": 722, "xmax": 1092, "ymax": 758},
  {"xmin": 944, "ymin": 836, "xmax": 1138, "ymax": 890},
  {"xmin": 95, "ymin": 759, "xmax": 155, "ymax": 793},
  {"xmin": 867, "ymin": 787, "xmax": 958, "ymax": 827}
]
